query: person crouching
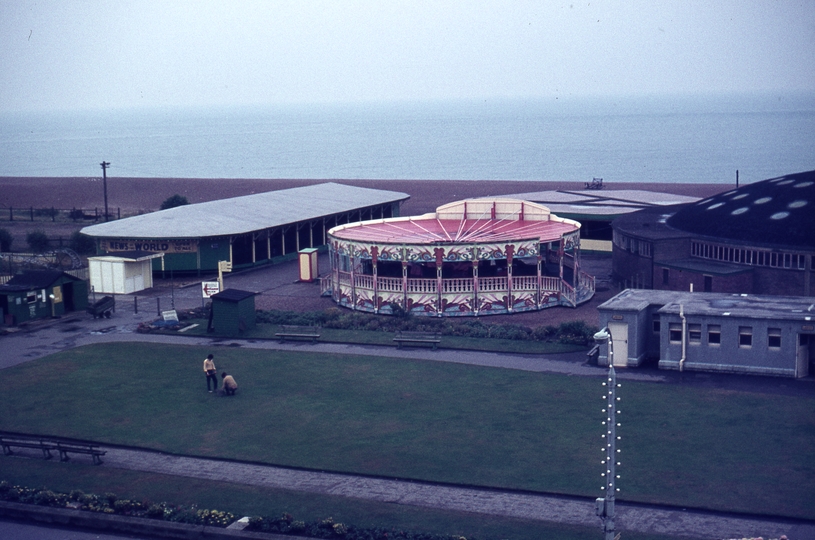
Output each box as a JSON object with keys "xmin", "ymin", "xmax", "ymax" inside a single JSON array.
[{"xmin": 220, "ymin": 372, "xmax": 238, "ymax": 396}]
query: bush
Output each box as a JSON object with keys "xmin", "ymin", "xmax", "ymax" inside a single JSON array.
[
  {"xmin": 26, "ymin": 230, "xmax": 50, "ymax": 252},
  {"xmin": 69, "ymin": 231, "xmax": 97, "ymax": 255},
  {"xmin": 0, "ymin": 228, "xmax": 12, "ymax": 252},
  {"xmin": 557, "ymin": 320, "xmax": 597, "ymax": 346},
  {"xmin": 160, "ymin": 194, "xmax": 190, "ymax": 210}
]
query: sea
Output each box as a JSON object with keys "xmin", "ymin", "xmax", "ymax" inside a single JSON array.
[{"xmin": 1, "ymin": 92, "xmax": 813, "ymax": 186}]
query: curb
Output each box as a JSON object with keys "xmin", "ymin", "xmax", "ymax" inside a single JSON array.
[{"xmin": 0, "ymin": 500, "xmax": 306, "ymax": 540}]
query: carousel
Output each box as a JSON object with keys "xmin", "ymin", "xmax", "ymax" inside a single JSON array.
[{"xmin": 323, "ymin": 198, "xmax": 595, "ymax": 316}]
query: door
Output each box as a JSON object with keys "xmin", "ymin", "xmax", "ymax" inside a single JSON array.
[
  {"xmin": 797, "ymin": 334, "xmax": 812, "ymax": 378},
  {"xmin": 608, "ymin": 322, "xmax": 628, "ymax": 367}
]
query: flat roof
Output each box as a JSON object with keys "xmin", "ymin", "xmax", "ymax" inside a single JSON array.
[
  {"xmin": 500, "ymin": 189, "xmax": 700, "ymax": 218},
  {"xmin": 599, "ymin": 289, "xmax": 815, "ymax": 322},
  {"xmin": 81, "ymin": 183, "xmax": 409, "ymax": 239},
  {"xmin": 657, "ymin": 258, "xmax": 754, "ymax": 276},
  {"xmin": 329, "ymin": 199, "xmax": 580, "ymax": 244},
  {"xmin": 89, "ymin": 251, "xmax": 163, "ymax": 262}
]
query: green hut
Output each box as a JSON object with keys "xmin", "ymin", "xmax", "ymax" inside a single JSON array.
[{"xmin": 0, "ymin": 270, "xmax": 88, "ymax": 325}]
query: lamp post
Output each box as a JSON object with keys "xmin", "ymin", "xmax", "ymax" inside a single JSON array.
[
  {"xmin": 100, "ymin": 161, "xmax": 110, "ymax": 222},
  {"xmin": 594, "ymin": 327, "xmax": 620, "ymax": 540}
]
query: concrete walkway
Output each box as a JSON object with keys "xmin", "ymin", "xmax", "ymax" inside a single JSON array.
[{"xmin": 1, "ymin": 312, "xmax": 813, "ymax": 539}]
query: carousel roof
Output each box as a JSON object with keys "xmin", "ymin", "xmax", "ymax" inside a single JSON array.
[{"xmin": 329, "ymin": 199, "xmax": 580, "ymax": 244}]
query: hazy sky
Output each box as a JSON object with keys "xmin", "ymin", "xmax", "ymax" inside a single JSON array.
[{"xmin": 2, "ymin": 1, "xmax": 814, "ymax": 113}]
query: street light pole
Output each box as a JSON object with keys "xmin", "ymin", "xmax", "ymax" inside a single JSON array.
[
  {"xmin": 594, "ymin": 327, "xmax": 620, "ymax": 540},
  {"xmin": 100, "ymin": 161, "xmax": 110, "ymax": 222}
]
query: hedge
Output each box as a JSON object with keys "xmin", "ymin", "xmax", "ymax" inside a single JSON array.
[{"xmin": 255, "ymin": 308, "xmax": 597, "ymax": 346}]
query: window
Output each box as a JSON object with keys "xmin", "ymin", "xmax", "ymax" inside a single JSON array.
[
  {"xmin": 688, "ymin": 323, "xmax": 702, "ymax": 344},
  {"xmin": 652, "ymin": 315, "xmax": 660, "ymax": 334},
  {"xmin": 662, "ymin": 268, "xmax": 669, "ymax": 285},
  {"xmin": 768, "ymin": 328, "xmax": 781, "ymax": 349},
  {"xmin": 708, "ymin": 324, "xmax": 721, "ymax": 345},
  {"xmin": 669, "ymin": 323, "xmax": 682, "ymax": 343},
  {"xmin": 26, "ymin": 291, "xmax": 37, "ymax": 304},
  {"xmin": 739, "ymin": 326, "xmax": 753, "ymax": 348},
  {"xmin": 703, "ymin": 275, "xmax": 712, "ymax": 293}
]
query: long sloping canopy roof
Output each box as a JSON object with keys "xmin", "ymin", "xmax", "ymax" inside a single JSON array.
[
  {"xmin": 81, "ymin": 183, "xmax": 409, "ymax": 239},
  {"xmin": 329, "ymin": 199, "xmax": 580, "ymax": 244}
]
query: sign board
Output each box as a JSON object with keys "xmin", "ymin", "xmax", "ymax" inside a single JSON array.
[
  {"xmin": 202, "ymin": 281, "xmax": 220, "ymax": 298},
  {"xmin": 100, "ymin": 238, "xmax": 198, "ymax": 254}
]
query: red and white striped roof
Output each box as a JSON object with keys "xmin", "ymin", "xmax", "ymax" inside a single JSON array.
[{"xmin": 329, "ymin": 199, "xmax": 580, "ymax": 244}]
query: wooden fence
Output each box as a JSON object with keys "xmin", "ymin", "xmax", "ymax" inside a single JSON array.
[{"xmin": 0, "ymin": 207, "xmax": 122, "ymax": 223}]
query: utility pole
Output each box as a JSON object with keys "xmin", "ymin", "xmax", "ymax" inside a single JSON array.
[{"xmin": 100, "ymin": 161, "xmax": 110, "ymax": 221}]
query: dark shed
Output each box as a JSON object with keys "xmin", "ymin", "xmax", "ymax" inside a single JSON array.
[{"xmin": 208, "ymin": 289, "xmax": 256, "ymax": 335}]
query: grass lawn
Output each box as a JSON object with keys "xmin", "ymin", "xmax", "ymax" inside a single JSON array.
[{"xmin": 0, "ymin": 342, "xmax": 813, "ymax": 525}]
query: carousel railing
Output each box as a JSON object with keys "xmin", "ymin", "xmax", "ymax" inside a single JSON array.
[
  {"xmin": 376, "ymin": 276, "xmax": 403, "ymax": 292},
  {"xmin": 406, "ymin": 278, "xmax": 437, "ymax": 293},
  {"xmin": 338, "ymin": 272, "xmax": 568, "ymax": 295}
]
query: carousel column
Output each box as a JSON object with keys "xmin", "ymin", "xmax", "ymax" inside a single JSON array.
[
  {"xmin": 536, "ymin": 248, "xmax": 543, "ymax": 309},
  {"xmin": 402, "ymin": 257, "xmax": 409, "ymax": 314},
  {"xmin": 558, "ymin": 238, "xmax": 565, "ymax": 301},
  {"xmin": 350, "ymin": 244, "xmax": 357, "ymax": 310},
  {"xmin": 472, "ymin": 248, "xmax": 479, "ymax": 315},
  {"xmin": 371, "ymin": 246, "xmax": 379, "ymax": 314},
  {"xmin": 330, "ymin": 243, "xmax": 340, "ymax": 302},
  {"xmin": 435, "ymin": 247, "xmax": 444, "ymax": 317},
  {"xmin": 506, "ymin": 244, "xmax": 515, "ymax": 313}
]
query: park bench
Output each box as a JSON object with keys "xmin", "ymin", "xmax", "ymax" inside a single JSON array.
[
  {"xmin": 57, "ymin": 442, "xmax": 107, "ymax": 465},
  {"xmin": 275, "ymin": 325, "xmax": 321, "ymax": 343},
  {"xmin": 0, "ymin": 435, "xmax": 57, "ymax": 460},
  {"xmin": 585, "ymin": 177, "xmax": 604, "ymax": 190},
  {"xmin": 393, "ymin": 330, "xmax": 442, "ymax": 350}
]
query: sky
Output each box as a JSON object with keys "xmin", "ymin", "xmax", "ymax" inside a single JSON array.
[{"xmin": 1, "ymin": 1, "xmax": 814, "ymax": 113}]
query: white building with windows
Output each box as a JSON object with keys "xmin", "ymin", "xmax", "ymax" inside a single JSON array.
[{"xmin": 596, "ymin": 289, "xmax": 815, "ymax": 378}]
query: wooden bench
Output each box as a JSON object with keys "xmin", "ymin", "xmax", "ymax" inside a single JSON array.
[
  {"xmin": 275, "ymin": 325, "xmax": 321, "ymax": 343},
  {"xmin": 393, "ymin": 330, "xmax": 442, "ymax": 350},
  {"xmin": 0, "ymin": 436, "xmax": 56, "ymax": 460},
  {"xmin": 57, "ymin": 442, "xmax": 106, "ymax": 465}
]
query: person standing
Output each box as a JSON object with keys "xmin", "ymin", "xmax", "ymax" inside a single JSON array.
[
  {"xmin": 221, "ymin": 372, "xmax": 237, "ymax": 396},
  {"xmin": 203, "ymin": 354, "xmax": 218, "ymax": 393}
]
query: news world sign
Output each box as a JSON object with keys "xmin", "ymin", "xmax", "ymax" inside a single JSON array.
[{"xmin": 100, "ymin": 238, "xmax": 199, "ymax": 254}]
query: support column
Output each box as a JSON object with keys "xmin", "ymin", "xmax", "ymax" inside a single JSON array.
[
  {"xmin": 506, "ymin": 244, "xmax": 515, "ymax": 313},
  {"xmin": 536, "ymin": 248, "xmax": 543, "ymax": 309},
  {"xmin": 402, "ymin": 258, "xmax": 409, "ymax": 313},
  {"xmin": 472, "ymin": 253, "xmax": 479, "ymax": 315},
  {"xmin": 372, "ymin": 246, "xmax": 379, "ymax": 313},
  {"xmin": 435, "ymin": 247, "xmax": 444, "ymax": 316}
]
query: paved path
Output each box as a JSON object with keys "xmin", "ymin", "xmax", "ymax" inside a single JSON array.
[
  {"xmin": 2, "ymin": 312, "xmax": 814, "ymax": 539},
  {"xmin": 90, "ymin": 447, "xmax": 809, "ymax": 540}
]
